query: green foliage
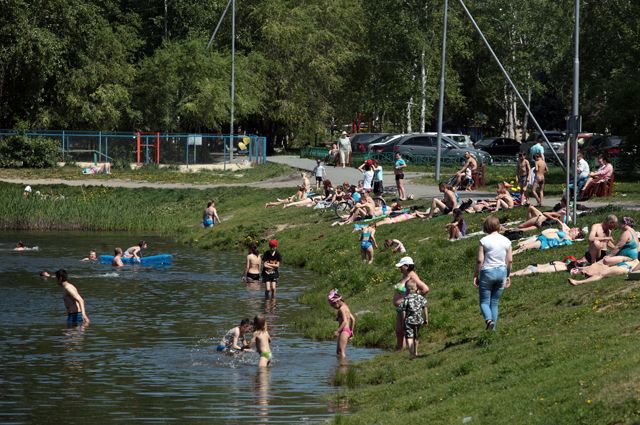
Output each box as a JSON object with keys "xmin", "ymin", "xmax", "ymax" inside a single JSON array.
[{"xmin": 0, "ymin": 135, "xmax": 59, "ymax": 168}]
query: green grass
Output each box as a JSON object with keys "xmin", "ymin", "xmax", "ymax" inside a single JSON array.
[
  {"xmin": 1, "ymin": 181, "xmax": 639, "ymax": 423},
  {"xmin": 0, "ymin": 162, "xmax": 294, "ymax": 184}
]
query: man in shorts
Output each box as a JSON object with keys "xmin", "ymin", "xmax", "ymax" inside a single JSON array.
[
  {"xmin": 56, "ymin": 269, "xmax": 90, "ymax": 324},
  {"xmin": 262, "ymin": 239, "xmax": 282, "ymax": 299},
  {"xmin": 584, "ymin": 215, "xmax": 618, "ymax": 264}
]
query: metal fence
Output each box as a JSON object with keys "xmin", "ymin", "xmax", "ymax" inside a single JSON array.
[{"xmin": 0, "ymin": 130, "xmax": 268, "ymax": 166}]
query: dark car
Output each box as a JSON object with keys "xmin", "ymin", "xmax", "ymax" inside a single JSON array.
[
  {"xmin": 520, "ymin": 131, "xmax": 567, "ymax": 155},
  {"xmin": 350, "ymin": 133, "xmax": 390, "ymax": 153},
  {"xmin": 590, "ymin": 136, "xmax": 627, "ymax": 158},
  {"xmin": 368, "ymin": 134, "xmax": 404, "ymax": 153},
  {"xmin": 474, "ymin": 137, "xmax": 520, "ymax": 156},
  {"xmin": 393, "ymin": 133, "xmax": 492, "ymax": 164}
]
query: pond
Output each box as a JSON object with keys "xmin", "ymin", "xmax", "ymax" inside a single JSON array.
[{"xmin": 0, "ymin": 232, "xmax": 379, "ymax": 424}]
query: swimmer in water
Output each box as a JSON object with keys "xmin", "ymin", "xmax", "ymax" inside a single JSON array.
[
  {"xmin": 327, "ymin": 289, "xmax": 356, "ymax": 358},
  {"xmin": 81, "ymin": 250, "xmax": 98, "ymax": 262},
  {"xmin": 14, "ymin": 241, "xmax": 25, "ymax": 251},
  {"xmin": 123, "ymin": 240, "xmax": 147, "ymax": 261},
  {"xmin": 55, "ymin": 269, "xmax": 90, "ymax": 324},
  {"xmin": 217, "ymin": 318, "xmax": 253, "ymax": 353},
  {"xmin": 112, "ymin": 248, "xmax": 124, "ymax": 267},
  {"xmin": 248, "ymin": 315, "xmax": 272, "ymax": 367},
  {"xmin": 244, "ymin": 242, "xmax": 262, "ymax": 282},
  {"xmin": 39, "ymin": 271, "xmax": 51, "ymax": 278}
]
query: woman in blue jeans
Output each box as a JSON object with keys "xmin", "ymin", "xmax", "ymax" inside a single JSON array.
[{"xmin": 474, "ymin": 215, "xmax": 513, "ymax": 330}]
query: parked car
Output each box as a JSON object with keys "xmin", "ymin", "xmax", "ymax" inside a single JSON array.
[
  {"xmin": 350, "ymin": 133, "xmax": 390, "ymax": 153},
  {"xmin": 392, "ymin": 133, "xmax": 492, "ymax": 164},
  {"xmin": 444, "ymin": 133, "xmax": 474, "ymax": 148},
  {"xmin": 474, "ymin": 137, "xmax": 520, "ymax": 156},
  {"xmin": 520, "ymin": 131, "xmax": 567, "ymax": 155},
  {"xmin": 368, "ymin": 134, "xmax": 405, "ymax": 153},
  {"xmin": 583, "ymin": 135, "xmax": 627, "ymax": 158}
]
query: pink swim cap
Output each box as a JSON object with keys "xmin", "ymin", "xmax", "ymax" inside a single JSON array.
[{"xmin": 327, "ymin": 289, "xmax": 342, "ymax": 305}]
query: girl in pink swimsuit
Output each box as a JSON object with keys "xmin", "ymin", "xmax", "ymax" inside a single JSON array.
[{"xmin": 328, "ymin": 289, "xmax": 356, "ymax": 358}]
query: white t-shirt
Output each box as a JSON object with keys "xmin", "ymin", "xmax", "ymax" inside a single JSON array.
[
  {"xmin": 480, "ymin": 232, "xmax": 511, "ymax": 270},
  {"xmin": 362, "ymin": 170, "xmax": 374, "ymax": 190},
  {"xmin": 577, "ymin": 158, "xmax": 590, "ymax": 179}
]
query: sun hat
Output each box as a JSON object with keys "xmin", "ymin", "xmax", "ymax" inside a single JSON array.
[
  {"xmin": 327, "ymin": 289, "xmax": 342, "ymax": 305},
  {"xmin": 341, "ymin": 131, "xmax": 347, "ymax": 136},
  {"xmin": 395, "ymin": 256, "xmax": 414, "ymax": 268},
  {"xmin": 24, "ymin": 185, "xmax": 32, "ymax": 193},
  {"xmin": 269, "ymin": 239, "xmax": 278, "ymax": 248}
]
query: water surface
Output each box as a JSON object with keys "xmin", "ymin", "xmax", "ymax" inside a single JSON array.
[{"xmin": 0, "ymin": 232, "xmax": 378, "ymax": 424}]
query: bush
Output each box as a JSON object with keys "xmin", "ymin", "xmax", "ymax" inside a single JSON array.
[{"xmin": 0, "ymin": 135, "xmax": 60, "ymax": 168}]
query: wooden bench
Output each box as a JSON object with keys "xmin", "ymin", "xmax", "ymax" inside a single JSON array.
[
  {"xmin": 470, "ymin": 163, "xmax": 486, "ymax": 190},
  {"xmin": 582, "ymin": 174, "xmax": 614, "ymax": 199}
]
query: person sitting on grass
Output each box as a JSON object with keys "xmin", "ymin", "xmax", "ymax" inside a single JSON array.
[
  {"xmin": 445, "ymin": 208, "xmax": 467, "ymax": 240},
  {"xmin": 517, "ymin": 201, "xmax": 567, "ymax": 232},
  {"xmin": 265, "ymin": 185, "xmax": 307, "ymax": 208},
  {"xmin": 601, "ymin": 217, "xmax": 638, "ymax": 266},
  {"xmin": 568, "ymin": 259, "xmax": 639, "ymax": 286},
  {"xmin": 328, "ymin": 289, "xmax": 356, "ymax": 359},
  {"xmin": 383, "ymin": 239, "xmax": 407, "ymax": 254},
  {"xmin": 358, "ymin": 222, "xmax": 378, "ymax": 264},
  {"xmin": 513, "ymin": 223, "xmax": 586, "ymax": 255},
  {"xmin": 581, "ymin": 214, "xmax": 618, "ymax": 264},
  {"xmin": 338, "ymin": 192, "xmax": 376, "ymax": 225},
  {"xmin": 494, "ymin": 182, "xmax": 514, "ymax": 211},
  {"xmin": 400, "ymin": 280, "xmax": 429, "ymax": 359},
  {"xmin": 427, "ymin": 183, "xmax": 459, "ymax": 219}
]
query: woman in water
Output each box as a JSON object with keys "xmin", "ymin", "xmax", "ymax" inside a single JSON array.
[
  {"xmin": 359, "ymin": 221, "xmax": 378, "ymax": 264},
  {"xmin": 328, "ymin": 289, "xmax": 356, "ymax": 358},
  {"xmin": 248, "ymin": 315, "xmax": 272, "ymax": 368},
  {"xmin": 244, "ymin": 242, "xmax": 262, "ymax": 282},
  {"xmin": 602, "ymin": 217, "xmax": 638, "ymax": 266},
  {"xmin": 392, "ymin": 256, "xmax": 429, "ymax": 349}
]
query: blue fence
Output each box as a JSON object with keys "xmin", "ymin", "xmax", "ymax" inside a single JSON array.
[{"xmin": 0, "ymin": 130, "xmax": 267, "ymax": 166}]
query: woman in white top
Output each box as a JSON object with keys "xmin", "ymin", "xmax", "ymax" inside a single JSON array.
[
  {"xmin": 474, "ymin": 215, "xmax": 512, "ymax": 330},
  {"xmin": 357, "ymin": 161, "xmax": 374, "ymax": 192}
]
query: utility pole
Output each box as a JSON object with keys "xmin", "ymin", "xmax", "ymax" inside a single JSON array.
[{"xmin": 435, "ymin": 0, "xmax": 448, "ymax": 182}]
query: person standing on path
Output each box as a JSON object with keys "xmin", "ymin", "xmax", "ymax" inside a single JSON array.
[
  {"xmin": 338, "ymin": 131, "xmax": 351, "ymax": 168},
  {"xmin": 312, "ymin": 159, "xmax": 327, "ymax": 191},
  {"xmin": 516, "ymin": 152, "xmax": 531, "ymax": 203},
  {"xmin": 474, "ymin": 216, "xmax": 512, "ymax": 330},
  {"xmin": 394, "ymin": 153, "xmax": 407, "ymax": 200},
  {"xmin": 372, "ymin": 159, "xmax": 384, "ymax": 196},
  {"xmin": 529, "ymin": 138, "xmax": 545, "ymax": 161},
  {"xmin": 55, "ymin": 269, "xmax": 90, "ymax": 324},
  {"xmin": 532, "ymin": 153, "xmax": 548, "ymax": 206},
  {"xmin": 262, "ymin": 239, "xmax": 282, "ymax": 299}
]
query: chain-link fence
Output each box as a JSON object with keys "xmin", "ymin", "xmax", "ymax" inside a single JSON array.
[{"xmin": 0, "ymin": 130, "xmax": 267, "ymax": 166}]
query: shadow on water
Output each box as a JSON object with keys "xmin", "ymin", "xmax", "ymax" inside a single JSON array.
[{"xmin": 0, "ymin": 232, "xmax": 379, "ymax": 424}]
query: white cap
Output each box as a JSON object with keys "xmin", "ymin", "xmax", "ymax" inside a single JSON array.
[
  {"xmin": 395, "ymin": 256, "xmax": 414, "ymax": 268},
  {"xmin": 341, "ymin": 131, "xmax": 347, "ymax": 135},
  {"xmin": 24, "ymin": 185, "xmax": 32, "ymax": 193}
]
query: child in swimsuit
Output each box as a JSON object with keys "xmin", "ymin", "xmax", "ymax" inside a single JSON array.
[
  {"xmin": 445, "ymin": 209, "xmax": 466, "ymax": 240},
  {"xmin": 327, "ymin": 289, "xmax": 356, "ymax": 359},
  {"xmin": 399, "ymin": 280, "xmax": 428, "ymax": 358},
  {"xmin": 217, "ymin": 318, "xmax": 252, "ymax": 353},
  {"xmin": 359, "ymin": 222, "xmax": 378, "ymax": 264},
  {"xmin": 249, "ymin": 315, "xmax": 272, "ymax": 367}
]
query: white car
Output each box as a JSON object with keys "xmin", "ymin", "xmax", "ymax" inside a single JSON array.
[{"xmin": 444, "ymin": 133, "xmax": 473, "ymax": 148}]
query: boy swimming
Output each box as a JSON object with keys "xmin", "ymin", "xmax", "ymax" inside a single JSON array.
[{"xmin": 217, "ymin": 319, "xmax": 252, "ymax": 353}]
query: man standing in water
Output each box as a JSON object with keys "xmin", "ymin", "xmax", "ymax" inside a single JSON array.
[
  {"xmin": 262, "ymin": 239, "xmax": 282, "ymax": 299},
  {"xmin": 55, "ymin": 269, "xmax": 90, "ymax": 324}
]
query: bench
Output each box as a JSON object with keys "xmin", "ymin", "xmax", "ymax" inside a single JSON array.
[
  {"xmin": 582, "ymin": 174, "xmax": 614, "ymax": 199},
  {"xmin": 470, "ymin": 163, "xmax": 486, "ymax": 190}
]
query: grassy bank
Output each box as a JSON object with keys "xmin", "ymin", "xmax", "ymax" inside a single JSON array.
[
  {"xmin": 0, "ymin": 162, "xmax": 294, "ymax": 184},
  {"xmin": 2, "ymin": 181, "xmax": 639, "ymax": 423}
]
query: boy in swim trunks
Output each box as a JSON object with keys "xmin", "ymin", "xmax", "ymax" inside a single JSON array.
[
  {"xmin": 248, "ymin": 315, "xmax": 272, "ymax": 367},
  {"xmin": 327, "ymin": 289, "xmax": 356, "ymax": 358},
  {"xmin": 217, "ymin": 318, "xmax": 252, "ymax": 353},
  {"xmin": 399, "ymin": 280, "xmax": 428, "ymax": 358},
  {"xmin": 262, "ymin": 240, "xmax": 282, "ymax": 299},
  {"xmin": 55, "ymin": 269, "xmax": 90, "ymax": 324},
  {"xmin": 516, "ymin": 152, "xmax": 531, "ymax": 203}
]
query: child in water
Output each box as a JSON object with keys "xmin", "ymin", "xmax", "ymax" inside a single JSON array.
[
  {"xmin": 328, "ymin": 289, "xmax": 356, "ymax": 358},
  {"xmin": 400, "ymin": 280, "xmax": 428, "ymax": 358},
  {"xmin": 217, "ymin": 318, "xmax": 252, "ymax": 353},
  {"xmin": 112, "ymin": 248, "xmax": 124, "ymax": 267},
  {"xmin": 248, "ymin": 315, "xmax": 272, "ymax": 367}
]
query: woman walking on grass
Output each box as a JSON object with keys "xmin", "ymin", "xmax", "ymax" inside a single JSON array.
[
  {"xmin": 392, "ymin": 257, "xmax": 429, "ymax": 349},
  {"xmin": 474, "ymin": 215, "xmax": 512, "ymax": 330}
]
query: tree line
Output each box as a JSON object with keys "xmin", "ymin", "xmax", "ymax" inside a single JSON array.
[{"xmin": 1, "ymin": 0, "xmax": 638, "ymax": 148}]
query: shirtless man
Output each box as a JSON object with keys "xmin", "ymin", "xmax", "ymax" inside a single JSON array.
[
  {"xmin": 454, "ymin": 152, "xmax": 477, "ymax": 189},
  {"xmin": 427, "ymin": 183, "xmax": 458, "ymax": 218},
  {"xmin": 516, "ymin": 152, "xmax": 531, "ymax": 202},
  {"xmin": 123, "ymin": 241, "xmax": 147, "ymax": 261},
  {"xmin": 112, "ymin": 248, "xmax": 124, "ymax": 267},
  {"xmin": 81, "ymin": 250, "xmax": 97, "ymax": 262},
  {"xmin": 55, "ymin": 269, "xmax": 90, "ymax": 324},
  {"xmin": 532, "ymin": 153, "xmax": 548, "ymax": 206},
  {"xmin": 583, "ymin": 215, "xmax": 618, "ymax": 264}
]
